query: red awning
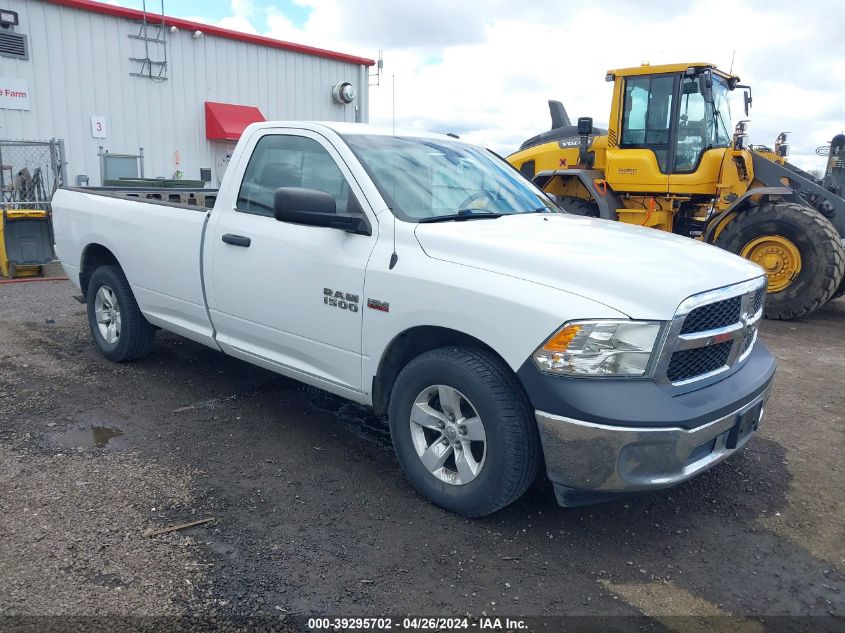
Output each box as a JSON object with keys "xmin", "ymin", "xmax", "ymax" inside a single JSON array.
[{"xmin": 205, "ymin": 102, "xmax": 266, "ymax": 141}]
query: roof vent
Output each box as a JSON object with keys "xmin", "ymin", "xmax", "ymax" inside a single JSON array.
[{"xmin": 0, "ymin": 31, "xmax": 27, "ymax": 60}]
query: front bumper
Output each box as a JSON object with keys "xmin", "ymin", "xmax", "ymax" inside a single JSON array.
[
  {"xmin": 524, "ymin": 343, "xmax": 777, "ymax": 507},
  {"xmin": 536, "ymin": 383, "xmax": 771, "ymax": 506}
]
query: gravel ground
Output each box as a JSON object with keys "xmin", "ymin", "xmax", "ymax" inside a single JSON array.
[{"xmin": 0, "ymin": 271, "xmax": 843, "ymax": 632}]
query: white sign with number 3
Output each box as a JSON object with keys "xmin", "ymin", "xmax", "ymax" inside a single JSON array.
[{"xmin": 91, "ymin": 115, "xmax": 107, "ymax": 139}]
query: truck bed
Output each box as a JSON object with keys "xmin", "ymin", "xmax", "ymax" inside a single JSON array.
[
  {"xmin": 52, "ymin": 187, "xmax": 216, "ymax": 348},
  {"xmin": 64, "ymin": 186, "xmax": 219, "ymax": 210}
]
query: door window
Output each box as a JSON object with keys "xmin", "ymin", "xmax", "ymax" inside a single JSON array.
[
  {"xmin": 675, "ymin": 76, "xmax": 708, "ymax": 172},
  {"xmin": 621, "ymin": 75, "xmax": 675, "ymax": 172},
  {"xmin": 236, "ymin": 134, "xmax": 363, "ymax": 217},
  {"xmin": 674, "ymin": 75, "xmax": 733, "ymax": 173}
]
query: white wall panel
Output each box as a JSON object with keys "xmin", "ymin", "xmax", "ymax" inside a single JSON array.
[{"xmin": 0, "ymin": 0, "xmax": 369, "ymax": 185}]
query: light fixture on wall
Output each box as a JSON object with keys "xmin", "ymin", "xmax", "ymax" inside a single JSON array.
[
  {"xmin": 169, "ymin": 25, "xmax": 179, "ymax": 33},
  {"xmin": 332, "ymin": 81, "xmax": 356, "ymax": 105},
  {"xmin": 0, "ymin": 9, "xmax": 19, "ymax": 28},
  {"xmin": 192, "ymin": 30, "xmax": 204, "ymax": 40}
]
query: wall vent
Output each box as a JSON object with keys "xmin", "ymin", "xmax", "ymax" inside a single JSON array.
[{"xmin": 0, "ymin": 31, "xmax": 27, "ymax": 60}]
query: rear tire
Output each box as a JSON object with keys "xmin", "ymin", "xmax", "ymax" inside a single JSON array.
[
  {"xmin": 388, "ymin": 347, "xmax": 540, "ymax": 517},
  {"xmin": 715, "ymin": 202, "xmax": 845, "ymax": 319},
  {"xmin": 86, "ymin": 265, "xmax": 156, "ymax": 362},
  {"xmin": 559, "ymin": 196, "xmax": 599, "ymax": 217}
]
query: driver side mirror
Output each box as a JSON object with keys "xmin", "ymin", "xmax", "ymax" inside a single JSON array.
[
  {"xmin": 273, "ymin": 187, "xmax": 371, "ymax": 235},
  {"xmin": 577, "ymin": 117, "xmax": 593, "ymax": 136},
  {"xmin": 737, "ymin": 84, "xmax": 753, "ymax": 117}
]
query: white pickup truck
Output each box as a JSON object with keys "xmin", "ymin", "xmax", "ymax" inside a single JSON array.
[{"xmin": 53, "ymin": 122, "xmax": 776, "ymax": 516}]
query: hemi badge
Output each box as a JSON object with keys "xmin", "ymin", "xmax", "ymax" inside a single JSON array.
[{"xmin": 367, "ymin": 298, "xmax": 390, "ymax": 312}]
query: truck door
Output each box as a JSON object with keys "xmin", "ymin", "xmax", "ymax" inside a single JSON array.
[{"xmin": 206, "ymin": 129, "xmax": 377, "ymax": 395}]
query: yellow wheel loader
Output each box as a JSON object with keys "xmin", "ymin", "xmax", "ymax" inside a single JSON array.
[{"xmin": 508, "ymin": 62, "xmax": 845, "ymax": 319}]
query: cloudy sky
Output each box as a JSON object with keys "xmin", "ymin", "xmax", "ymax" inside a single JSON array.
[{"xmin": 110, "ymin": 0, "xmax": 843, "ymax": 171}]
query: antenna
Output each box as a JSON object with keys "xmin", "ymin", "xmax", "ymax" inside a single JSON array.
[
  {"xmin": 729, "ymin": 49, "xmax": 736, "ymax": 74},
  {"xmin": 369, "ymin": 50, "xmax": 384, "ymax": 87},
  {"xmin": 389, "ymin": 74, "xmax": 398, "ymax": 270}
]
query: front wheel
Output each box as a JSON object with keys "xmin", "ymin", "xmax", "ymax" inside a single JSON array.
[
  {"xmin": 559, "ymin": 195, "xmax": 599, "ymax": 217},
  {"xmin": 715, "ymin": 202, "xmax": 845, "ymax": 319},
  {"xmin": 388, "ymin": 347, "xmax": 540, "ymax": 517},
  {"xmin": 86, "ymin": 264, "xmax": 156, "ymax": 362}
]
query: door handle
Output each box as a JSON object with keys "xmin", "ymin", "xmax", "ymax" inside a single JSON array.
[{"xmin": 222, "ymin": 234, "xmax": 251, "ymax": 247}]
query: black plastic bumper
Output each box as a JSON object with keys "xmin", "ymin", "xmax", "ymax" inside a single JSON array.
[{"xmin": 516, "ymin": 342, "xmax": 777, "ymax": 431}]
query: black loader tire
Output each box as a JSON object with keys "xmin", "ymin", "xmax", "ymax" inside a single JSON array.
[
  {"xmin": 560, "ymin": 196, "xmax": 600, "ymax": 217},
  {"xmin": 388, "ymin": 347, "xmax": 541, "ymax": 517},
  {"xmin": 831, "ymin": 276, "xmax": 845, "ymax": 302},
  {"xmin": 86, "ymin": 264, "xmax": 156, "ymax": 362},
  {"xmin": 715, "ymin": 202, "xmax": 845, "ymax": 319}
]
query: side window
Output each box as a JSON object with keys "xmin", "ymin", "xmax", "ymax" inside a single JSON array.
[
  {"xmin": 236, "ymin": 134, "xmax": 363, "ymax": 217},
  {"xmin": 621, "ymin": 75, "xmax": 675, "ymax": 172}
]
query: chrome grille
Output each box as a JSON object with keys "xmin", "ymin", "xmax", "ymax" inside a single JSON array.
[
  {"xmin": 750, "ymin": 286, "xmax": 766, "ymax": 316},
  {"xmin": 667, "ymin": 341, "xmax": 733, "ymax": 382},
  {"xmin": 680, "ymin": 296, "xmax": 741, "ymax": 334},
  {"xmin": 656, "ymin": 278, "xmax": 767, "ymax": 388}
]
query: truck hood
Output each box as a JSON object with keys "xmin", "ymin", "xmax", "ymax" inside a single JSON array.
[{"xmin": 414, "ymin": 213, "xmax": 764, "ymax": 320}]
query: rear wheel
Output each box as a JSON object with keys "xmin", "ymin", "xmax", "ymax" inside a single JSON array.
[
  {"xmin": 86, "ymin": 265, "xmax": 156, "ymax": 361},
  {"xmin": 715, "ymin": 202, "xmax": 845, "ymax": 319},
  {"xmin": 559, "ymin": 196, "xmax": 599, "ymax": 217}
]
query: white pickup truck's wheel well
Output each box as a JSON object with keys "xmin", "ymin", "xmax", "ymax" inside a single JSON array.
[
  {"xmin": 372, "ymin": 326, "xmax": 518, "ymax": 415},
  {"xmin": 80, "ymin": 243, "xmax": 120, "ymax": 296}
]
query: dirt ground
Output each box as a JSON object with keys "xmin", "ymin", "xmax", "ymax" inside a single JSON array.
[{"xmin": 0, "ymin": 273, "xmax": 843, "ymax": 631}]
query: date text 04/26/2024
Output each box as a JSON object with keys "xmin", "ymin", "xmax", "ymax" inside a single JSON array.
[{"xmin": 306, "ymin": 617, "xmax": 528, "ymax": 630}]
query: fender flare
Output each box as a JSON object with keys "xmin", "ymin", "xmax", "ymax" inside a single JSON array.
[{"xmin": 533, "ymin": 169, "xmax": 622, "ymax": 221}]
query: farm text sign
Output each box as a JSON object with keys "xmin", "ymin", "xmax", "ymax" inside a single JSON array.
[{"xmin": 0, "ymin": 77, "xmax": 30, "ymax": 110}]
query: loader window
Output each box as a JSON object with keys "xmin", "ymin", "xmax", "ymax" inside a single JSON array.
[
  {"xmin": 674, "ymin": 74, "xmax": 733, "ymax": 172},
  {"xmin": 621, "ymin": 74, "xmax": 675, "ymax": 171},
  {"xmin": 675, "ymin": 77, "xmax": 708, "ymax": 172}
]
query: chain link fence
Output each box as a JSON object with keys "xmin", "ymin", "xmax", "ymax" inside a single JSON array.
[{"xmin": 0, "ymin": 139, "xmax": 66, "ymax": 212}]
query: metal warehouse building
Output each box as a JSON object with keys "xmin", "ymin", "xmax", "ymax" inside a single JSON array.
[{"xmin": 0, "ymin": 0, "xmax": 373, "ymax": 202}]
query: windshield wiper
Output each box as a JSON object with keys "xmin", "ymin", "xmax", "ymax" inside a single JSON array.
[
  {"xmin": 713, "ymin": 108, "xmax": 730, "ymax": 143},
  {"xmin": 418, "ymin": 209, "xmax": 504, "ymax": 223}
]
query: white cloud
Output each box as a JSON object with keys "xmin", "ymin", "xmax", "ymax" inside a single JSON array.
[{"xmin": 198, "ymin": 0, "xmax": 844, "ymax": 171}]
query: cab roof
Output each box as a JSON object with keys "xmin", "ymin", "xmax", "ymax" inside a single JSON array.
[
  {"xmin": 249, "ymin": 121, "xmax": 459, "ymax": 141},
  {"xmin": 606, "ymin": 62, "xmax": 739, "ymax": 82}
]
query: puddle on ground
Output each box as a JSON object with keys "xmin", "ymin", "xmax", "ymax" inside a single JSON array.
[{"xmin": 54, "ymin": 425, "xmax": 124, "ymax": 449}]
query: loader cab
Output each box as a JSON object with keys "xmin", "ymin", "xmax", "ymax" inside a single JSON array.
[{"xmin": 607, "ymin": 63, "xmax": 736, "ymax": 194}]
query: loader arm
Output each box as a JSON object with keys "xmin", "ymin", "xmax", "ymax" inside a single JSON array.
[{"xmin": 750, "ymin": 152, "xmax": 845, "ymax": 239}]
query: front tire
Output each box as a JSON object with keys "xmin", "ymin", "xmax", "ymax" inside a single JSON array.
[
  {"xmin": 715, "ymin": 202, "xmax": 845, "ymax": 319},
  {"xmin": 86, "ymin": 265, "xmax": 155, "ymax": 362},
  {"xmin": 559, "ymin": 196, "xmax": 599, "ymax": 217},
  {"xmin": 388, "ymin": 347, "xmax": 540, "ymax": 517}
]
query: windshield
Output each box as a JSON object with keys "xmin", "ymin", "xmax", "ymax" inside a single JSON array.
[
  {"xmin": 674, "ymin": 72, "xmax": 733, "ymax": 172},
  {"xmin": 342, "ymin": 134, "xmax": 556, "ymax": 221}
]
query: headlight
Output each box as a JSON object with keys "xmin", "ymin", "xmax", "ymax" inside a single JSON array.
[{"xmin": 532, "ymin": 320, "xmax": 663, "ymax": 377}]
